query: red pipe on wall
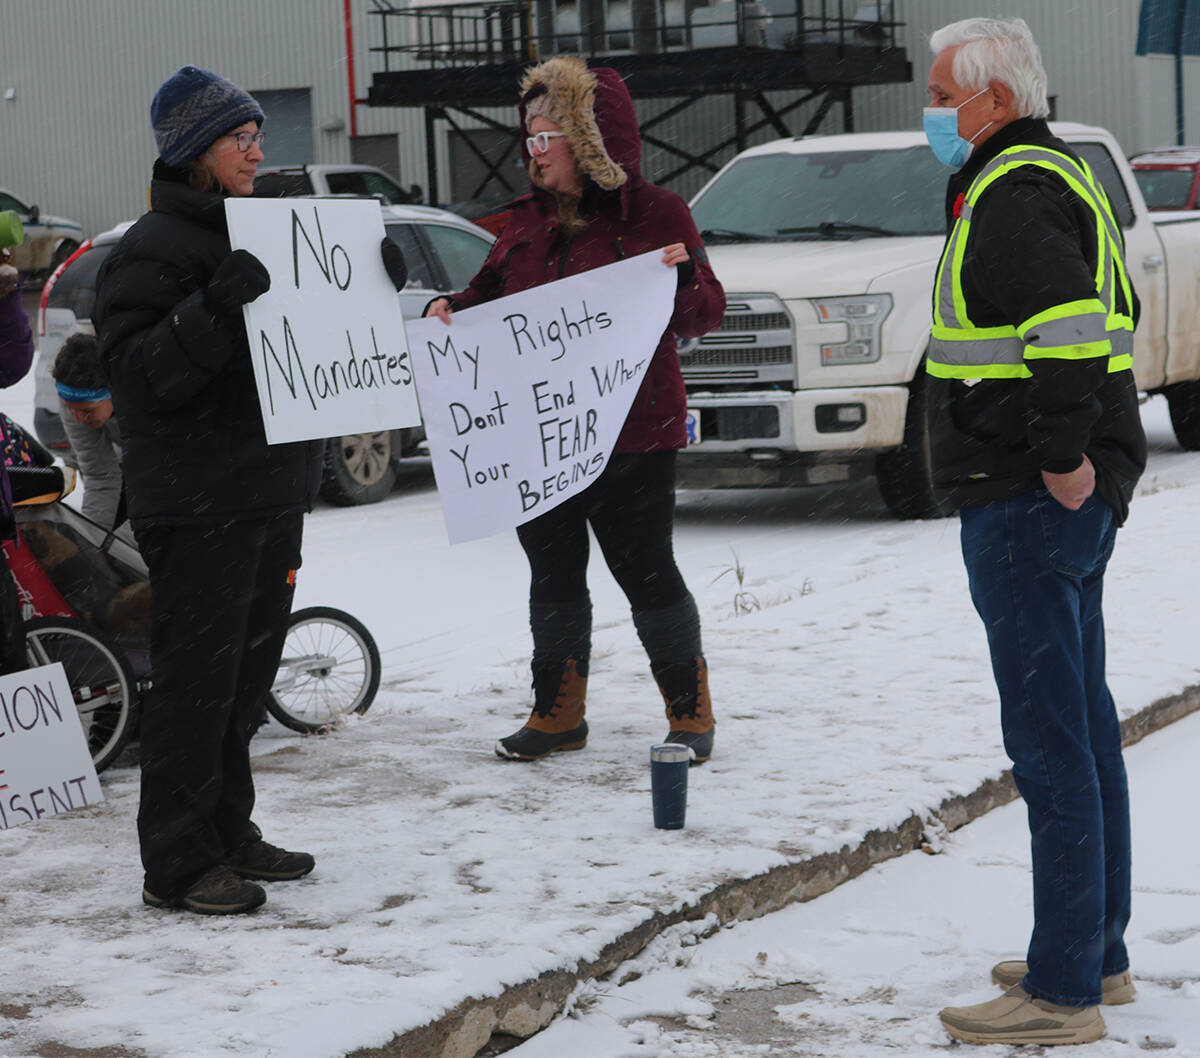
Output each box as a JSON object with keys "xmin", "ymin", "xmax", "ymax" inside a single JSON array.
[{"xmin": 344, "ymin": 0, "xmax": 359, "ymax": 139}]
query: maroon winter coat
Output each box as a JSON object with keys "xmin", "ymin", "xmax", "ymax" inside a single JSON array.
[{"xmin": 444, "ymin": 68, "xmax": 725, "ymax": 452}]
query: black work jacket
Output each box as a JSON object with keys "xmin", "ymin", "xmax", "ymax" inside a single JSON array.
[
  {"xmin": 93, "ymin": 165, "xmax": 321, "ymax": 529},
  {"xmin": 928, "ymin": 118, "xmax": 1146, "ymax": 524}
]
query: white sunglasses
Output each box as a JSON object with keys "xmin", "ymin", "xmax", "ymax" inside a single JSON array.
[{"xmin": 526, "ymin": 130, "xmax": 566, "ymax": 155}]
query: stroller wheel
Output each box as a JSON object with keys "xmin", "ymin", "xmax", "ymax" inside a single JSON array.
[
  {"xmin": 267, "ymin": 606, "xmax": 380, "ymax": 734},
  {"xmin": 24, "ymin": 617, "xmax": 140, "ymax": 773}
]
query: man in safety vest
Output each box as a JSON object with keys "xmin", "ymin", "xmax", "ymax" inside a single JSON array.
[{"xmin": 923, "ymin": 17, "xmax": 1146, "ymax": 1047}]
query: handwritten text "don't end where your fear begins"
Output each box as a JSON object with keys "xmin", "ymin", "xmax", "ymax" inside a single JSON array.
[
  {"xmin": 408, "ymin": 251, "xmax": 674, "ymax": 544},
  {"xmin": 424, "ymin": 299, "xmax": 647, "ymax": 510}
]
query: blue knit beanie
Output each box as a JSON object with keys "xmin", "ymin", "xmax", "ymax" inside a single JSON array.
[{"xmin": 151, "ymin": 66, "xmax": 264, "ymax": 167}]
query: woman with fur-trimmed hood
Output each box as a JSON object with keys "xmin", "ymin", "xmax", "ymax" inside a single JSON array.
[{"xmin": 426, "ymin": 55, "xmax": 725, "ymax": 764}]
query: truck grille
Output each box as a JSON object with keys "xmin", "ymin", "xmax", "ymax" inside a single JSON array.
[
  {"xmin": 680, "ymin": 346, "xmax": 791, "ymax": 366},
  {"xmin": 713, "ymin": 312, "xmax": 790, "ymax": 332},
  {"xmin": 680, "ymin": 293, "xmax": 796, "ymax": 386}
]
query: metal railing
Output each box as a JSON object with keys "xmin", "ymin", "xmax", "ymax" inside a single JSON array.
[{"xmin": 368, "ymin": 0, "xmax": 900, "ymax": 70}]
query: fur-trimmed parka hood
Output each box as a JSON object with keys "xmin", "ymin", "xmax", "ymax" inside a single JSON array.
[{"xmin": 518, "ymin": 56, "xmax": 640, "ymax": 193}]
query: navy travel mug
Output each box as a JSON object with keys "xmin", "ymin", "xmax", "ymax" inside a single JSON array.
[{"xmin": 650, "ymin": 743, "xmax": 690, "ymax": 829}]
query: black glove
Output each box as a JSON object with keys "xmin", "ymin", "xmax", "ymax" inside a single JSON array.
[
  {"xmin": 381, "ymin": 237, "xmax": 408, "ymax": 292},
  {"xmin": 205, "ymin": 249, "xmax": 271, "ymax": 316}
]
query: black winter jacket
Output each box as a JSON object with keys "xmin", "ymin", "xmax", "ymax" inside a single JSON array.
[
  {"xmin": 928, "ymin": 118, "xmax": 1147, "ymax": 524},
  {"xmin": 93, "ymin": 166, "xmax": 321, "ymax": 529}
]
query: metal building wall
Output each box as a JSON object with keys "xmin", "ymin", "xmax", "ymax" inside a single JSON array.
[
  {"xmin": 0, "ymin": 1, "xmax": 426, "ymax": 237},
  {"xmin": 0, "ymin": 0, "xmax": 1186, "ymax": 237}
]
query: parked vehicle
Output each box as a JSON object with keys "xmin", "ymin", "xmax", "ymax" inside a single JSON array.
[
  {"xmin": 253, "ymin": 163, "xmax": 423, "ymax": 206},
  {"xmin": 0, "ymin": 187, "xmax": 84, "ymax": 274},
  {"xmin": 445, "ymin": 189, "xmax": 517, "ymax": 236},
  {"xmin": 34, "ymin": 203, "xmax": 494, "ymax": 505},
  {"xmin": 680, "ymin": 123, "xmax": 1194, "ymax": 517},
  {"xmin": 1129, "ymin": 147, "xmax": 1200, "ymax": 211}
]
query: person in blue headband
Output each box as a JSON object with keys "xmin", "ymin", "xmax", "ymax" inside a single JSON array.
[{"xmin": 52, "ymin": 331, "xmax": 123, "ymax": 529}]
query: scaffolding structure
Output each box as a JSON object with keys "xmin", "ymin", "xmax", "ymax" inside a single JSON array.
[{"xmin": 365, "ymin": 0, "xmax": 911, "ymax": 205}]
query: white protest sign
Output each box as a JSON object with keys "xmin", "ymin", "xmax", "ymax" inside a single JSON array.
[
  {"xmin": 0, "ymin": 662, "xmax": 103, "ymax": 830},
  {"xmin": 406, "ymin": 251, "xmax": 676, "ymax": 544},
  {"xmin": 225, "ymin": 198, "xmax": 421, "ymax": 444}
]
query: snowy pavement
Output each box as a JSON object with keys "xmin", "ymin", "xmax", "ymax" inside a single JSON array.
[
  {"xmin": 507, "ymin": 709, "xmax": 1200, "ymax": 1058},
  {"xmin": 1, "ymin": 375, "xmax": 1199, "ymax": 1057}
]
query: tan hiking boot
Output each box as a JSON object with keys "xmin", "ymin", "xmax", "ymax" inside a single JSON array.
[
  {"xmin": 940, "ymin": 985, "xmax": 1105, "ymax": 1045},
  {"xmin": 496, "ymin": 658, "xmax": 588, "ymax": 760},
  {"xmin": 653, "ymin": 656, "xmax": 715, "ymax": 763},
  {"xmin": 991, "ymin": 960, "xmax": 1136, "ymax": 1005}
]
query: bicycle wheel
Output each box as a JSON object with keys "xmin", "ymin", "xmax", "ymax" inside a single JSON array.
[
  {"xmin": 267, "ymin": 606, "xmax": 381, "ymax": 734},
  {"xmin": 24, "ymin": 617, "xmax": 140, "ymax": 773}
]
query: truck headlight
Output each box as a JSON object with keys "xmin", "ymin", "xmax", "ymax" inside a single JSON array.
[{"xmin": 812, "ymin": 294, "xmax": 893, "ymax": 365}]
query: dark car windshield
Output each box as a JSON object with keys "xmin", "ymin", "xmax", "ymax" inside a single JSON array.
[
  {"xmin": 46, "ymin": 242, "xmax": 113, "ymax": 318},
  {"xmin": 253, "ymin": 172, "xmax": 314, "ymax": 198},
  {"xmin": 690, "ymin": 146, "xmax": 948, "ymax": 241},
  {"xmin": 1133, "ymin": 167, "xmax": 1196, "ymax": 210}
]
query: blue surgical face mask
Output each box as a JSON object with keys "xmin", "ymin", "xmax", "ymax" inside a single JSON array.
[{"xmin": 923, "ymin": 88, "xmax": 992, "ymax": 169}]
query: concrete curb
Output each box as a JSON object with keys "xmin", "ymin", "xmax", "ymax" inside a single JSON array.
[{"xmin": 351, "ymin": 683, "xmax": 1200, "ymax": 1058}]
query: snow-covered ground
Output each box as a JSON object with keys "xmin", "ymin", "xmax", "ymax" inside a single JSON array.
[
  {"xmin": 1, "ymin": 355, "xmax": 1198, "ymax": 1056},
  {"xmin": 508, "ymin": 709, "xmax": 1200, "ymax": 1058}
]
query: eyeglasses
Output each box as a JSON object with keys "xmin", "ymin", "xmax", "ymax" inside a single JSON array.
[
  {"xmin": 226, "ymin": 130, "xmax": 266, "ymax": 152},
  {"xmin": 526, "ymin": 130, "xmax": 566, "ymax": 155}
]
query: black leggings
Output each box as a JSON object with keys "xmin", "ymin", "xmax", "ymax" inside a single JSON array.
[{"xmin": 517, "ymin": 452, "xmax": 688, "ymax": 611}]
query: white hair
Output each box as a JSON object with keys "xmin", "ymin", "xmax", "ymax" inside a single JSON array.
[{"xmin": 929, "ymin": 17, "xmax": 1049, "ymax": 119}]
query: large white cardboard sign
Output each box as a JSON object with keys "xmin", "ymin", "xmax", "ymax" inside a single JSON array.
[
  {"xmin": 406, "ymin": 252, "xmax": 676, "ymax": 544},
  {"xmin": 0, "ymin": 662, "xmax": 103, "ymax": 830},
  {"xmin": 225, "ymin": 198, "xmax": 421, "ymax": 444}
]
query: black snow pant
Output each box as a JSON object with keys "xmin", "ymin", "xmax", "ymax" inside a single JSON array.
[{"xmin": 134, "ymin": 512, "xmax": 303, "ymax": 898}]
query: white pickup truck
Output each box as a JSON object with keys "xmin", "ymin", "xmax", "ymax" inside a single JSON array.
[{"xmin": 680, "ymin": 123, "xmax": 1200, "ymax": 517}]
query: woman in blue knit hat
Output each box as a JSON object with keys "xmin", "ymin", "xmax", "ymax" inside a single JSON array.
[{"xmin": 93, "ymin": 67, "xmax": 406, "ymax": 916}]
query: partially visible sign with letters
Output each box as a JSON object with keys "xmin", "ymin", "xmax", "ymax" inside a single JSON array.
[
  {"xmin": 0, "ymin": 663, "xmax": 103, "ymax": 830},
  {"xmin": 406, "ymin": 251, "xmax": 676, "ymax": 544},
  {"xmin": 225, "ymin": 198, "xmax": 421, "ymax": 444}
]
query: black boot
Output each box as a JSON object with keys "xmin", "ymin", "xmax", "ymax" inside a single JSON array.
[
  {"xmin": 635, "ymin": 595, "xmax": 715, "ymax": 764},
  {"xmin": 652, "ymin": 656, "xmax": 715, "ymax": 764},
  {"xmin": 495, "ymin": 658, "xmax": 589, "ymax": 760},
  {"xmin": 496, "ymin": 596, "xmax": 592, "ymax": 761}
]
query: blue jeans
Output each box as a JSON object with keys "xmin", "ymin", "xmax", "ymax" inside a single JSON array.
[{"xmin": 960, "ymin": 490, "xmax": 1130, "ymax": 1008}]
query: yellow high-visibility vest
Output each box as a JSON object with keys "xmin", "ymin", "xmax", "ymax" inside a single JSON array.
[{"xmin": 928, "ymin": 145, "xmax": 1134, "ymax": 381}]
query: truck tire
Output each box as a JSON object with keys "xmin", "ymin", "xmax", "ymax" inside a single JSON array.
[
  {"xmin": 874, "ymin": 371, "xmax": 956, "ymax": 520},
  {"xmin": 1166, "ymin": 380, "xmax": 1200, "ymax": 451},
  {"xmin": 319, "ymin": 432, "xmax": 397, "ymax": 506}
]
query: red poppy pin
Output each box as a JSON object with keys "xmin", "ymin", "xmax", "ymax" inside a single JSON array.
[{"xmin": 953, "ymin": 193, "xmax": 965, "ymax": 219}]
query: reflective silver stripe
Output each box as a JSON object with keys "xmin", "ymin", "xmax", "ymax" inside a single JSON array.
[
  {"xmin": 929, "ymin": 334, "xmax": 1024, "ymax": 367},
  {"xmin": 1110, "ymin": 329, "xmax": 1133, "ymax": 360},
  {"xmin": 1024, "ymin": 312, "xmax": 1109, "ymax": 349},
  {"xmin": 936, "ymin": 224, "xmax": 967, "ymax": 327}
]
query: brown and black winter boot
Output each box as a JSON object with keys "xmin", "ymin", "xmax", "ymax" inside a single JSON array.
[
  {"xmin": 496, "ymin": 659, "xmax": 589, "ymax": 760},
  {"xmin": 653, "ymin": 656, "xmax": 715, "ymax": 764}
]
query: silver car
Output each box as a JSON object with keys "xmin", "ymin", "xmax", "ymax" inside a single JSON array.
[{"xmin": 0, "ymin": 187, "xmax": 84, "ymax": 274}]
